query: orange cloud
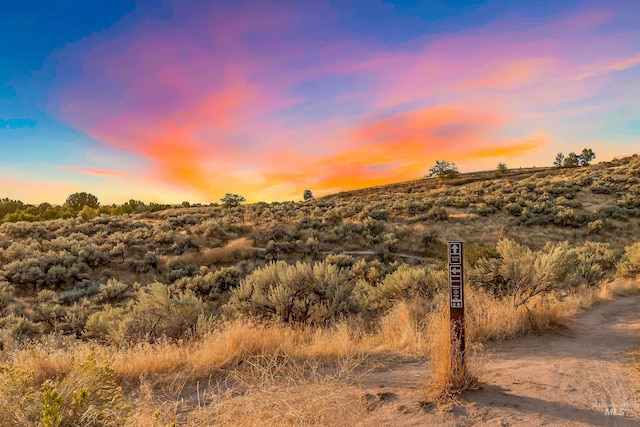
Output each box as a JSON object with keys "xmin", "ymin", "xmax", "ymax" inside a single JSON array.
[
  {"xmin": 462, "ymin": 137, "xmax": 548, "ymax": 159},
  {"xmin": 48, "ymin": 2, "xmax": 637, "ymax": 204},
  {"xmin": 263, "ymin": 106, "xmax": 544, "ymax": 196},
  {"xmin": 463, "ymin": 58, "xmax": 554, "ymax": 90}
]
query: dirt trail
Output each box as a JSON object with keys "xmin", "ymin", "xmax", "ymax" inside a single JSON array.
[{"xmin": 358, "ymin": 295, "xmax": 640, "ymax": 426}]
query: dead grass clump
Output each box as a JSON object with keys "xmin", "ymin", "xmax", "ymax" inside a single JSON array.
[
  {"xmin": 369, "ymin": 301, "xmax": 429, "ymax": 354},
  {"xmin": 110, "ymin": 342, "xmax": 187, "ymax": 381},
  {"xmin": 426, "ymin": 302, "xmax": 481, "ymax": 400},
  {"xmin": 606, "ymin": 279, "xmax": 640, "ymax": 297},
  {"xmin": 466, "ymin": 286, "xmax": 576, "ymax": 342},
  {"xmin": 183, "ymin": 238, "xmax": 256, "ymax": 266},
  {"xmin": 631, "ymin": 347, "xmax": 640, "ymax": 372}
]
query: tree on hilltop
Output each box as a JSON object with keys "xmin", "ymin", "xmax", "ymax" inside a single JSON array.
[
  {"xmin": 563, "ymin": 152, "xmax": 580, "ymax": 168},
  {"xmin": 64, "ymin": 192, "xmax": 99, "ymax": 211},
  {"xmin": 303, "ymin": 189, "xmax": 314, "ymax": 200},
  {"xmin": 427, "ymin": 160, "xmax": 459, "ymax": 178},
  {"xmin": 578, "ymin": 148, "xmax": 595, "ymax": 166},
  {"xmin": 221, "ymin": 193, "xmax": 246, "ymax": 208},
  {"xmin": 554, "ymin": 149, "xmax": 595, "ymax": 168},
  {"xmin": 553, "ymin": 153, "xmax": 565, "ymax": 168}
]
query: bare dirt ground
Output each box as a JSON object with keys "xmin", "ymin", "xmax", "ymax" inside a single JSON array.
[{"xmin": 356, "ymin": 295, "xmax": 640, "ymax": 426}]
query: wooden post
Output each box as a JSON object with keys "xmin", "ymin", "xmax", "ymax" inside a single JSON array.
[{"xmin": 448, "ymin": 241, "xmax": 465, "ymax": 368}]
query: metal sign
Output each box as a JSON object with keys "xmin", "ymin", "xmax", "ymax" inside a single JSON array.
[{"xmin": 449, "ymin": 242, "xmax": 464, "ymax": 309}]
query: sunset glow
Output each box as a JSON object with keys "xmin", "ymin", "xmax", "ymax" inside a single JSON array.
[{"xmin": 1, "ymin": 0, "xmax": 639, "ymax": 204}]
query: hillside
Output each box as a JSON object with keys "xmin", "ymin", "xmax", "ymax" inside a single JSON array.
[{"xmin": 0, "ymin": 156, "xmax": 639, "ymax": 425}]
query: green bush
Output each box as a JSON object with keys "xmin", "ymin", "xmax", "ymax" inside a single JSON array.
[
  {"xmin": 174, "ymin": 266, "xmax": 242, "ymax": 298},
  {"xmin": 362, "ymin": 266, "xmax": 446, "ymax": 313},
  {"xmin": 469, "ymin": 239, "xmax": 577, "ymax": 307},
  {"xmin": 225, "ymin": 261, "xmax": 360, "ymax": 325},
  {"xmin": 85, "ymin": 283, "xmax": 205, "ymax": 344}
]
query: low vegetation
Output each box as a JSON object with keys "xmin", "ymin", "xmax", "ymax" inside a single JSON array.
[{"xmin": 0, "ymin": 155, "xmax": 639, "ymax": 425}]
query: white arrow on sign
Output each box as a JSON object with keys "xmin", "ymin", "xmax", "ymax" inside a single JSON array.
[
  {"xmin": 451, "ymin": 266, "xmax": 461, "ymax": 275},
  {"xmin": 451, "ymin": 243, "xmax": 460, "ymax": 254}
]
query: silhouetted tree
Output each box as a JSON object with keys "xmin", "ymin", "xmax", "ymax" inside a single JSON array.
[
  {"xmin": 578, "ymin": 148, "xmax": 596, "ymax": 166},
  {"xmin": 303, "ymin": 189, "xmax": 314, "ymax": 200},
  {"xmin": 64, "ymin": 192, "xmax": 99, "ymax": 211},
  {"xmin": 553, "ymin": 153, "xmax": 565, "ymax": 168},
  {"xmin": 563, "ymin": 152, "xmax": 580, "ymax": 167},
  {"xmin": 428, "ymin": 161, "xmax": 459, "ymax": 178},
  {"xmin": 221, "ymin": 193, "xmax": 246, "ymax": 208}
]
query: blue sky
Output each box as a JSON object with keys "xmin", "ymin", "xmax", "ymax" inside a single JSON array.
[{"xmin": 1, "ymin": 0, "xmax": 639, "ymax": 204}]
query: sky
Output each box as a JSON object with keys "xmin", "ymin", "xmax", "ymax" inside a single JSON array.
[{"xmin": 1, "ymin": 0, "xmax": 639, "ymax": 205}]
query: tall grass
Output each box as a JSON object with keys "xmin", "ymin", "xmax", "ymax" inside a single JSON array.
[{"xmin": 2, "ymin": 279, "xmax": 638, "ymax": 425}]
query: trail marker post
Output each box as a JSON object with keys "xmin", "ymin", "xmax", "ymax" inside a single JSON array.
[{"xmin": 448, "ymin": 241, "xmax": 465, "ymax": 368}]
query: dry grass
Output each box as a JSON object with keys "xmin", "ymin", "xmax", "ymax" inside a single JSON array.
[
  {"xmin": 631, "ymin": 347, "xmax": 640, "ymax": 373},
  {"xmin": 9, "ymin": 281, "xmax": 639, "ymax": 388},
  {"xmin": 426, "ymin": 301, "xmax": 481, "ymax": 400},
  {"xmin": 182, "ymin": 238, "xmax": 256, "ymax": 266},
  {"xmin": 3, "ymin": 279, "xmax": 639, "ymax": 425}
]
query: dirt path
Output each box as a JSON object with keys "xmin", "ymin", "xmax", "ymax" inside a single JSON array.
[
  {"xmin": 320, "ymin": 250, "xmax": 429, "ymax": 263},
  {"xmin": 358, "ymin": 295, "xmax": 640, "ymax": 426}
]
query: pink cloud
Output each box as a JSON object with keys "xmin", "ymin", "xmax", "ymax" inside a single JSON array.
[
  {"xmin": 49, "ymin": 1, "xmax": 640, "ymax": 201},
  {"xmin": 60, "ymin": 166, "xmax": 125, "ymax": 177}
]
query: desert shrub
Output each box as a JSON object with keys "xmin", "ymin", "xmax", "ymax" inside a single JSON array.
[
  {"xmin": 121, "ymin": 283, "xmax": 204, "ymax": 343},
  {"xmin": 253, "ymin": 225, "xmax": 298, "ymax": 246},
  {"xmin": 362, "ymin": 217, "xmax": 386, "ymax": 237},
  {"xmin": 31, "ymin": 290, "xmax": 66, "ymax": 333},
  {"xmin": 324, "ymin": 253, "xmax": 356, "ymax": 269},
  {"xmin": 263, "ymin": 239, "xmax": 298, "ymax": 260},
  {"xmin": 586, "ymin": 219, "xmax": 604, "ymax": 234},
  {"xmin": 38, "ymin": 355, "xmax": 131, "ymax": 426},
  {"xmin": 348, "ymin": 258, "xmax": 396, "ymax": 285},
  {"xmin": 58, "ymin": 300, "xmax": 94, "ymax": 337},
  {"xmin": 597, "ymin": 205, "xmax": 631, "ymax": 221},
  {"xmin": 420, "ymin": 229, "xmax": 440, "ymax": 247},
  {"xmin": 473, "ymin": 202, "xmax": 497, "ymax": 216},
  {"xmin": 617, "ymin": 241, "xmax": 640, "ymax": 278},
  {"xmin": 208, "ymin": 266, "xmax": 243, "ymax": 292},
  {"xmin": 504, "ymin": 201, "xmax": 524, "ymax": 216},
  {"xmin": 554, "ymin": 206, "xmax": 579, "ymax": 227},
  {"xmin": 362, "ymin": 266, "xmax": 446, "ymax": 313},
  {"xmin": 83, "ymin": 305, "xmax": 127, "ymax": 343},
  {"xmin": 0, "ymin": 281, "xmax": 16, "ymax": 316},
  {"xmin": 463, "ymin": 242, "xmax": 499, "ymax": 266},
  {"xmin": 125, "ymin": 252, "xmax": 158, "ymax": 274},
  {"xmin": 58, "ymin": 280, "xmax": 100, "ymax": 304},
  {"xmin": 85, "ymin": 283, "xmax": 205, "ymax": 344},
  {"xmin": 225, "ymin": 261, "xmax": 360, "ymax": 325},
  {"xmin": 303, "ymin": 236, "xmax": 322, "ymax": 255},
  {"xmin": 94, "ymin": 279, "xmax": 131, "ymax": 305},
  {"xmin": 165, "ymin": 257, "xmax": 198, "ymax": 283},
  {"xmin": 357, "ymin": 208, "xmax": 388, "ymax": 221},
  {"xmin": 197, "ymin": 219, "xmax": 229, "ymax": 243},
  {"xmin": 334, "ymin": 222, "xmax": 365, "ymax": 241},
  {"xmin": 572, "ymin": 242, "xmax": 617, "ymax": 287},
  {"xmin": 427, "ymin": 206, "xmax": 448, "ymax": 220},
  {"xmin": 0, "ymin": 313, "xmax": 41, "ymax": 341},
  {"xmin": 469, "ymin": 239, "xmax": 577, "ymax": 307},
  {"xmin": 174, "ymin": 266, "xmax": 242, "ymax": 298}
]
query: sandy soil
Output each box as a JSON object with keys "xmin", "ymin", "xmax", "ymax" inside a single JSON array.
[{"xmin": 356, "ymin": 295, "xmax": 640, "ymax": 426}]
